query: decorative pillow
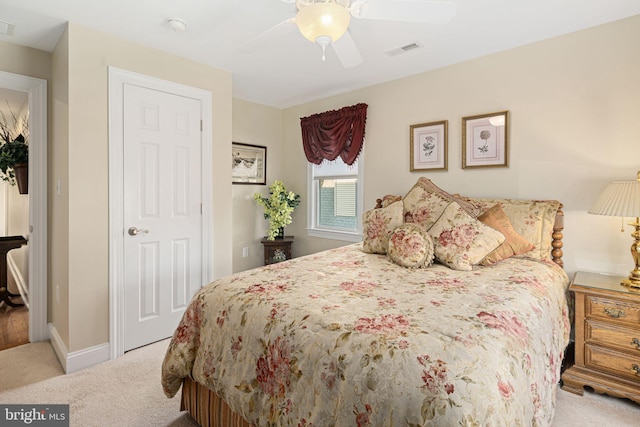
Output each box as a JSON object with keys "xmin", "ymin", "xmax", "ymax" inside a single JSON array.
[
  {"xmin": 477, "ymin": 204, "xmax": 535, "ymax": 265},
  {"xmin": 428, "ymin": 202, "xmax": 506, "ymax": 271},
  {"xmin": 387, "ymin": 223, "xmax": 435, "ymax": 268},
  {"xmin": 403, "ymin": 177, "xmax": 481, "ymax": 230},
  {"xmin": 379, "ymin": 194, "xmax": 402, "ymax": 208},
  {"xmin": 457, "ymin": 196, "xmax": 561, "ymax": 261},
  {"xmin": 362, "ymin": 201, "xmax": 404, "ymax": 254}
]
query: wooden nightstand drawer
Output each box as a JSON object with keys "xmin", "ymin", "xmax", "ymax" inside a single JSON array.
[
  {"xmin": 562, "ymin": 271, "xmax": 640, "ymax": 403},
  {"xmin": 585, "ymin": 343, "xmax": 640, "ymax": 383},
  {"xmin": 586, "ymin": 319, "xmax": 640, "ymax": 352},
  {"xmin": 586, "ymin": 295, "xmax": 640, "ymax": 325}
]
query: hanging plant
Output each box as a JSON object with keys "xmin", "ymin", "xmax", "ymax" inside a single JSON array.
[
  {"xmin": 0, "ymin": 106, "xmax": 29, "ymax": 188},
  {"xmin": 0, "ymin": 133, "xmax": 28, "ymax": 186}
]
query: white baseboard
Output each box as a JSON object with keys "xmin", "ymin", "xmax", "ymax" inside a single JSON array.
[{"xmin": 48, "ymin": 324, "xmax": 111, "ymax": 374}]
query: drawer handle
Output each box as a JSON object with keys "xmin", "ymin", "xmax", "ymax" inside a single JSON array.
[
  {"xmin": 603, "ymin": 307, "xmax": 626, "ymax": 318},
  {"xmin": 632, "ymin": 364, "xmax": 640, "ymax": 377},
  {"xmin": 632, "ymin": 338, "xmax": 640, "ymax": 350}
]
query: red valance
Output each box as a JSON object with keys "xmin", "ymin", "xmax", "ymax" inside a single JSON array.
[{"xmin": 300, "ymin": 103, "xmax": 368, "ymax": 166}]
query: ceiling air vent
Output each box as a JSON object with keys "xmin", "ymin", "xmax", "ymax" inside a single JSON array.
[
  {"xmin": 385, "ymin": 42, "xmax": 422, "ymax": 57},
  {"xmin": 0, "ymin": 20, "xmax": 15, "ymax": 36}
]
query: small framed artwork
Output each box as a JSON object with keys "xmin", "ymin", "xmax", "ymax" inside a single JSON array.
[
  {"xmin": 232, "ymin": 142, "xmax": 267, "ymax": 185},
  {"xmin": 410, "ymin": 120, "xmax": 448, "ymax": 171},
  {"xmin": 462, "ymin": 111, "xmax": 509, "ymax": 169}
]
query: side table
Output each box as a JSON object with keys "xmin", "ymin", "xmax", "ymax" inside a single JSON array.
[
  {"xmin": 261, "ymin": 236, "xmax": 294, "ymax": 265},
  {"xmin": 561, "ymin": 271, "xmax": 640, "ymax": 403}
]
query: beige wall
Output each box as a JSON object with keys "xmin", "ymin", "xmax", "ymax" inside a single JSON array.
[
  {"xmin": 0, "ymin": 40, "xmax": 51, "ymax": 81},
  {"xmin": 231, "ymin": 99, "xmax": 284, "ymax": 272},
  {"xmin": 282, "ymin": 15, "xmax": 640, "ymax": 278},
  {"xmin": 53, "ymin": 23, "xmax": 233, "ymax": 352},
  {"xmin": 51, "ymin": 28, "xmax": 70, "ymax": 347}
]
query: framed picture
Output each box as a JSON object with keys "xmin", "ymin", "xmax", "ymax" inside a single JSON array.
[
  {"xmin": 232, "ymin": 142, "xmax": 266, "ymax": 184},
  {"xmin": 462, "ymin": 111, "xmax": 509, "ymax": 169},
  {"xmin": 410, "ymin": 120, "xmax": 448, "ymax": 171}
]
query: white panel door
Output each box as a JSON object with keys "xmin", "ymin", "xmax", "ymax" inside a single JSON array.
[{"xmin": 123, "ymin": 84, "xmax": 202, "ymax": 351}]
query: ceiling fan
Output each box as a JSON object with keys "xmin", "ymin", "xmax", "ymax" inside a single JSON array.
[{"xmin": 240, "ymin": 0, "xmax": 458, "ymax": 68}]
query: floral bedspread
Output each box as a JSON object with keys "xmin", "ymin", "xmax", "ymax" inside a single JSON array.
[{"xmin": 162, "ymin": 244, "xmax": 570, "ymax": 427}]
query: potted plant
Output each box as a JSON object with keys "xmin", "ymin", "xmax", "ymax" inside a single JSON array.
[
  {"xmin": 254, "ymin": 180, "xmax": 301, "ymax": 240},
  {"xmin": 0, "ymin": 108, "xmax": 29, "ymax": 194}
]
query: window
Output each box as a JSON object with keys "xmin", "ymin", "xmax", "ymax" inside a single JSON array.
[{"xmin": 307, "ymin": 153, "xmax": 364, "ymax": 242}]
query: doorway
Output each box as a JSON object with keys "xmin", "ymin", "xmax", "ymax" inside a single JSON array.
[
  {"xmin": 108, "ymin": 67, "xmax": 213, "ymax": 358},
  {"xmin": 0, "ymin": 71, "xmax": 48, "ymax": 347},
  {"xmin": 0, "ymin": 88, "xmax": 29, "ymax": 350}
]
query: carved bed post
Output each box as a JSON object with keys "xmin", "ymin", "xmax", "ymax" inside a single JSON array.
[{"xmin": 552, "ymin": 204, "xmax": 564, "ymax": 267}]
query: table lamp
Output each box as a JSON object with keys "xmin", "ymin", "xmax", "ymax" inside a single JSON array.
[{"xmin": 588, "ymin": 171, "xmax": 640, "ymax": 288}]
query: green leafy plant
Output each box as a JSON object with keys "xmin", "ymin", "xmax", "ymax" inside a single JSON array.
[
  {"xmin": 0, "ymin": 106, "xmax": 28, "ymax": 186},
  {"xmin": 254, "ymin": 180, "xmax": 301, "ymax": 240}
]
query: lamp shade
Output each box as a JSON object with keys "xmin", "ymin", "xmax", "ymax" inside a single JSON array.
[
  {"xmin": 588, "ymin": 172, "xmax": 640, "ymax": 218},
  {"xmin": 296, "ymin": 1, "xmax": 350, "ymax": 44}
]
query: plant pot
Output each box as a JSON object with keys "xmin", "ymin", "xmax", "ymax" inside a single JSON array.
[
  {"xmin": 276, "ymin": 227, "xmax": 285, "ymax": 239},
  {"xmin": 13, "ymin": 163, "xmax": 28, "ymax": 194}
]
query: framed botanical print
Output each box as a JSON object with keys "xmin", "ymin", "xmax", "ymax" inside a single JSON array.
[
  {"xmin": 232, "ymin": 142, "xmax": 267, "ymax": 184},
  {"xmin": 462, "ymin": 111, "xmax": 509, "ymax": 169},
  {"xmin": 410, "ymin": 120, "xmax": 448, "ymax": 171}
]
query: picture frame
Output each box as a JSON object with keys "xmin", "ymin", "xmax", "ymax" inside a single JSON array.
[
  {"xmin": 462, "ymin": 111, "xmax": 509, "ymax": 169},
  {"xmin": 410, "ymin": 120, "xmax": 448, "ymax": 171},
  {"xmin": 232, "ymin": 142, "xmax": 267, "ymax": 185}
]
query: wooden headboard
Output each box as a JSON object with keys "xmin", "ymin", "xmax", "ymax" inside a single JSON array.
[{"xmin": 374, "ymin": 198, "xmax": 565, "ymax": 268}]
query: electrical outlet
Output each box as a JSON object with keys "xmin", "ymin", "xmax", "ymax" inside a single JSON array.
[{"xmin": 242, "ymin": 247, "xmax": 249, "ymax": 258}]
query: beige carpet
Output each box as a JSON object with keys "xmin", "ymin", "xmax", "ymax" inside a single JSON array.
[
  {"xmin": 0, "ymin": 341, "xmax": 64, "ymax": 391},
  {"xmin": 0, "ymin": 339, "xmax": 637, "ymax": 426}
]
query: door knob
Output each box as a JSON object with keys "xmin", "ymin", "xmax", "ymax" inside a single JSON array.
[{"xmin": 128, "ymin": 227, "xmax": 149, "ymax": 236}]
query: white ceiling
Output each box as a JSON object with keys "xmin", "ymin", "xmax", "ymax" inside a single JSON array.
[{"xmin": 1, "ymin": 0, "xmax": 639, "ymax": 109}]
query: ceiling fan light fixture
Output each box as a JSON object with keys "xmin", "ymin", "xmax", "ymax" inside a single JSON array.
[{"xmin": 296, "ymin": 1, "xmax": 350, "ymax": 45}]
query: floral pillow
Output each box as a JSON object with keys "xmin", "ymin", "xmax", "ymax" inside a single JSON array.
[
  {"xmin": 403, "ymin": 177, "xmax": 481, "ymax": 230},
  {"xmin": 428, "ymin": 202, "xmax": 506, "ymax": 271},
  {"xmin": 378, "ymin": 194, "xmax": 403, "ymax": 208},
  {"xmin": 477, "ymin": 204, "xmax": 535, "ymax": 265},
  {"xmin": 457, "ymin": 196, "xmax": 561, "ymax": 261},
  {"xmin": 362, "ymin": 201, "xmax": 404, "ymax": 254},
  {"xmin": 387, "ymin": 223, "xmax": 435, "ymax": 268}
]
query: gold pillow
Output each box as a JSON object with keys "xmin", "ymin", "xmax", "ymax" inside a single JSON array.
[{"xmin": 477, "ymin": 204, "xmax": 535, "ymax": 265}]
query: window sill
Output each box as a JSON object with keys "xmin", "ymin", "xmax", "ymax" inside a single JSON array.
[{"xmin": 307, "ymin": 228, "xmax": 362, "ymax": 243}]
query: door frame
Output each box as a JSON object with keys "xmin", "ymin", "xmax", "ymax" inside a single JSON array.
[
  {"xmin": 108, "ymin": 67, "xmax": 213, "ymax": 358},
  {"xmin": 0, "ymin": 71, "xmax": 48, "ymax": 343}
]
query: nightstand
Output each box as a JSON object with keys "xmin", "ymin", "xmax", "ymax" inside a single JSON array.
[
  {"xmin": 561, "ymin": 271, "xmax": 640, "ymax": 403},
  {"xmin": 261, "ymin": 236, "xmax": 294, "ymax": 265}
]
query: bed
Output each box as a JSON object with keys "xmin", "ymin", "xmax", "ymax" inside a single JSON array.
[{"xmin": 162, "ymin": 178, "xmax": 570, "ymax": 427}]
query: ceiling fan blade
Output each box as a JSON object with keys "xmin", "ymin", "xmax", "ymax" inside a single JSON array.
[
  {"xmin": 332, "ymin": 31, "xmax": 363, "ymax": 68},
  {"xmin": 351, "ymin": 0, "xmax": 457, "ymax": 24},
  {"xmin": 237, "ymin": 17, "xmax": 296, "ymax": 53}
]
